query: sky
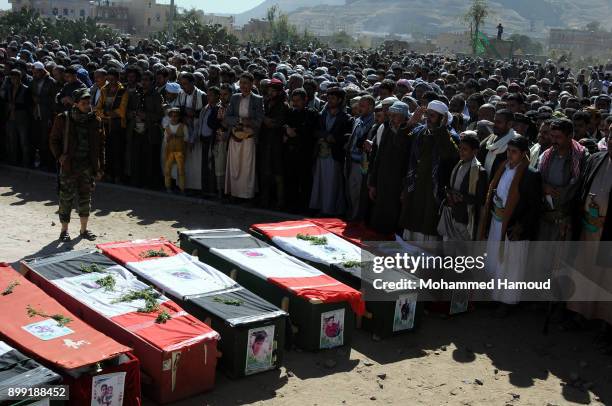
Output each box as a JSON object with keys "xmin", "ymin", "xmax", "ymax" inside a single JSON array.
[{"xmin": 0, "ymin": 0, "xmax": 266, "ymax": 14}]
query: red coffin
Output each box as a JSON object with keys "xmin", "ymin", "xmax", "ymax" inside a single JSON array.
[
  {"xmin": 308, "ymin": 218, "xmax": 395, "ymax": 249},
  {"xmin": 0, "ymin": 263, "xmax": 141, "ymax": 406},
  {"xmin": 20, "ymin": 251, "xmax": 220, "ymax": 405}
]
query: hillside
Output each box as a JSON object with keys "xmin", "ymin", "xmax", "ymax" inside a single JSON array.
[
  {"xmin": 234, "ymin": 0, "xmax": 345, "ymax": 25},
  {"xmin": 236, "ymin": 0, "xmax": 612, "ymax": 37}
]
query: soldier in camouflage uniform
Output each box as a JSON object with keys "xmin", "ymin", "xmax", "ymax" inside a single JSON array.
[{"xmin": 49, "ymin": 88, "xmax": 105, "ymax": 242}]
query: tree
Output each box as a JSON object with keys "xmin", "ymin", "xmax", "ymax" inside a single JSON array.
[
  {"xmin": 585, "ymin": 21, "xmax": 602, "ymax": 32},
  {"xmin": 508, "ymin": 33, "xmax": 543, "ymax": 55},
  {"xmin": 0, "ymin": 8, "xmax": 119, "ymax": 46},
  {"xmin": 328, "ymin": 31, "xmax": 357, "ymax": 49},
  {"xmin": 0, "ymin": 8, "xmax": 46, "ymax": 39},
  {"xmin": 462, "ymin": 0, "xmax": 490, "ymax": 54},
  {"xmin": 267, "ymin": 5, "xmax": 297, "ymax": 44},
  {"xmin": 49, "ymin": 17, "xmax": 120, "ymax": 45},
  {"xmin": 151, "ymin": 8, "xmax": 238, "ymax": 46},
  {"xmin": 264, "ymin": 6, "xmax": 321, "ymax": 48}
]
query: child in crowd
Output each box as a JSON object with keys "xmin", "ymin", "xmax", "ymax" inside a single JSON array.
[{"xmin": 164, "ymin": 107, "xmax": 189, "ymax": 193}]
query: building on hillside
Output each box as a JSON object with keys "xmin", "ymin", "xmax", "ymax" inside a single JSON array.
[
  {"xmin": 237, "ymin": 18, "xmax": 270, "ymax": 41},
  {"xmin": 290, "ymin": 14, "xmax": 358, "ymax": 36},
  {"xmin": 9, "ymin": 0, "xmax": 168, "ymax": 36},
  {"xmin": 9, "ymin": 0, "xmax": 95, "ymax": 19},
  {"xmin": 193, "ymin": 11, "xmax": 235, "ymax": 32},
  {"xmin": 126, "ymin": 0, "xmax": 170, "ymax": 36},
  {"xmin": 435, "ymin": 32, "xmax": 472, "ymax": 54},
  {"xmin": 548, "ymin": 28, "xmax": 612, "ymax": 57},
  {"xmin": 94, "ymin": 2, "xmax": 129, "ymax": 33}
]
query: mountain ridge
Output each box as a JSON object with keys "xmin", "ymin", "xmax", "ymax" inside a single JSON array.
[{"xmin": 235, "ymin": 0, "xmax": 612, "ymax": 37}]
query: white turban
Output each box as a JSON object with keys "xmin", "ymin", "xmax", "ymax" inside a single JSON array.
[
  {"xmin": 427, "ymin": 100, "xmax": 453, "ymax": 123},
  {"xmin": 381, "ymin": 96, "xmax": 399, "ymax": 106},
  {"xmin": 165, "ymin": 82, "xmax": 181, "ymax": 94}
]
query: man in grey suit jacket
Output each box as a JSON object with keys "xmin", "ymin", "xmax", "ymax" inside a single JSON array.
[
  {"xmin": 224, "ymin": 73, "xmax": 264, "ymax": 138},
  {"xmin": 223, "ymin": 72, "xmax": 265, "ymax": 199}
]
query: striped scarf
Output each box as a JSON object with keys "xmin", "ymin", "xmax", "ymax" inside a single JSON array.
[{"xmin": 538, "ymin": 139, "xmax": 585, "ymax": 183}]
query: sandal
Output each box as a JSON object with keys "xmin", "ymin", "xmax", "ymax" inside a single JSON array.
[
  {"xmin": 59, "ymin": 231, "xmax": 71, "ymax": 242},
  {"xmin": 80, "ymin": 230, "xmax": 97, "ymax": 241}
]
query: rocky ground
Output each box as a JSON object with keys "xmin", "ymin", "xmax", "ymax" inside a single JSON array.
[{"xmin": 1, "ymin": 166, "xmax": 611, "ymax": 406}]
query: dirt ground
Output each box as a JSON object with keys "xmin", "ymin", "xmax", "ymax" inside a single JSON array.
[{"xmin": 1, "ymin": 166, "xmax": 611, "ymax": 406}]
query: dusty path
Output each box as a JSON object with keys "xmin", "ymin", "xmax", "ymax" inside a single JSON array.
[{"xmin": 1, "ymin": 167, "xmax": 610, "ymax": 406}]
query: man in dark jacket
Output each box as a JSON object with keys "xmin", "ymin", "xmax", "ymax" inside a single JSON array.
[
  {"xmin": 566, "ymin": 134, "xmax": 612, "ymax": 325},
  {"xmin": 538, "ymin": 118, "xmax": 589, "ymax": 241},
  {"xmin": 284, "ymin": 87, "xmax": 319, "ymax": 213},
  {"xmin": 31, "ymin": 62, "xmax": 58, "ymax": 171},
  {"xmin": 57, "ymin": 66, "xmax": 86, "ymax": 110},
  {"xmin": 577, "ymin": 133, "xmax": 612, "ymax": 243},
  {"xmin": 310, "ymin": 86, "xmax": 353, "ymax": 216},
  {"xmin": 399, "ymin": 100, "xmax": 459, "ymax": 241},
  {"xmin": 368, "ymin": 101, "xmax": 414, "ymax": 233},
  {"xmin": 259, "ymin": 78, "xmax": 289, "ymax": 208},
  {"xmin": 2, "ymin": 69, "xmax": 31, "ymax": 166},
  {"xmin": 345, "ymin": 95, "xmax": 375, "ymax": 220},
  {"xmin": 49, "ymin": 88, "xmax": 105, "ymax": 242},
  {"xmin": 478, "ymin": 109, "xmax": 518, "ymax": 179},
  {"xmin": 131, "ymin": 70, "xmax": 164, "ymax": 188}
]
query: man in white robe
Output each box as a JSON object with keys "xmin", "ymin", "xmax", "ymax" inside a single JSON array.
[
  {"xmin": 224, "ymin": 72, "xmax": 264, "ymax": 199},
  {"xmin": 480, "ymin": 136, "xmax": 542, "ymax": 315}
]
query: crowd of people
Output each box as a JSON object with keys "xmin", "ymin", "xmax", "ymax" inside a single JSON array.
[{"xmin": 1, "ymin": 36, "xmax": 611, "ymax": 333}]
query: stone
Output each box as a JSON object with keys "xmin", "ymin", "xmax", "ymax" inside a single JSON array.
[
  {"xmin": 51, "ymin": 221, "xmax": 56, "ymax": 226},
  {"xmin": 377, "ymin": 373, "xmax": 387, "ymax": 380},
  {"xmin": 510, "ymin": 393, "xmax": 520, "ymax": 399},
  {"xmin": 363, "ymin": 360, "xmax": 375, "ymax": 367},
  {"xmin": 378, "ymin": 382, "xmax": 384, "ymax": 389},
  {"xmin": 474, "ymin": 378, "xmax": 484, "ymax": 386},
  {"xmin": 434, "ymin": 351, "xmax": 440, "ymax": 355},
  {"xmin": 287, "ymin": 371, "xmax": 295, "ymax": 377},
  {"xmin": 370, "ymin": 396, "xmax": 377, "ymax": 401},
  {"xmin": 441, "ymin": 345, "xmax": 448, "ymax": 351},
  {"xmin": 494, "ymin": 369, "xmax": 499, "ymax": 375}
]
